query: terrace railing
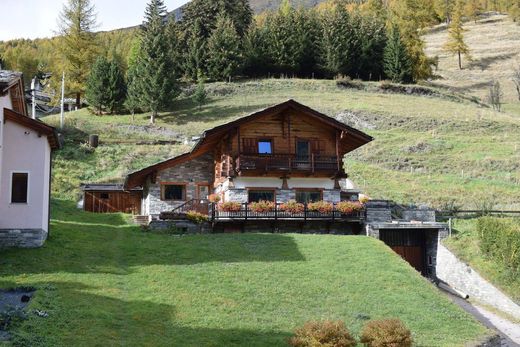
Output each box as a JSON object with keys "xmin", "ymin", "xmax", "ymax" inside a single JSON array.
[
  {"xmin": 236, "ymin": 154, "xmax": 339, "ymax": 173},
  {"xmin": 210, "ymin": 202, "xmax": 365, "ymax": 222}
]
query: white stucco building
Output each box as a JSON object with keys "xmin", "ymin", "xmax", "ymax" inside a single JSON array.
[{"xmin": 0, "ymin": 71, "xmax": 60, "ymax": 248}]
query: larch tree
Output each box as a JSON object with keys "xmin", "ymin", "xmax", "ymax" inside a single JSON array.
[
  {"xmin": 124, "ymin": 63, "xmax": 142, "ymax": 122},
  {"xmin": 137, "ymin": 0, "xmax": 179, "ymax": 124},
  {"xmin": 184, "ymin": 18, "xmax": 208, "ymax": 81},
  {"xmin": 464, "ymin": 0, "xmax": 482, "ymax": 23},
  {"xmin": 58, "ymin": 0, "xmax": 98, "ymax": 107},
  {"xmin": 443, "ymin": 0, "xmax": 471, "ymax": 70},
  {"xmin": 207, "ymin": 14, "xmax": 242, "ymax": 81}
]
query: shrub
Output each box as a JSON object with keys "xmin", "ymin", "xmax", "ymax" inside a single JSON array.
[
  {"xmin": 477, "ymin": 217, "xmax": 520, "ymax": 278},
  {"xmin": 336, "ymin": 201, "xmax": 364, "ymax": 215},
  {"xmin": 219, "ymin": 201, "xmax": 242, "ymax": 212},
  {"xmin": 359, "ymin": 194, "xmax": 370, "ymax": 204},
  {"xmin": 307, "ymin": 201, "xmax": 333, "ymax": 213},
  {"xmin": 249, "ymin": 200, "xmax": 275, "ymax": 213},
  {"xmin": 186, "ymin": 210, "xmax": 209, "ymax": 224},
  {"xmin": 360, "ymin": 318, "xmax": 413, "ymax": 347},
  {"xmin": 208, "ymin": 194, "xmax": 221, "ymax": 203},
  {"xmin": 280, "ymin": 200, "xmax": 304, "ymax": 214},
  {"xmin": 288, "ymin": 320, "xmax": 356, "ymax": 347}
]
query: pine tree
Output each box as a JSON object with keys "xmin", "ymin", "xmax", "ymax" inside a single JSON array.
[
  {"xmin": 193, "ymin": 74, "xmax": 208, "ymax": 109},
  {"xmin": 85, "ymin": 56, "xmax": 110, "ymax": 114},
  {"xmin": 184, "ymin": 18, "xmax": 207, "ymax": 81},
  {"xmin": 107, "ymin": 61, "xmax": 126, "ymax": 114},
  {"xmin": 357, "ymin": 15, "xmax": 387, "ymax": 80},
  {"xmin": 137, "ymin": 0, "xmax": 179, "ymax": 124},
  {"xmin": 242, "ymin": 21, "xmax": 273, "ymax": 77},
  {"xmin": 58, "ymin": 0, "xmax": 99, "ymax": 107},
  {"xmin": 383, "ymin": 24, "xmax": 413, "ymax": 83},
  {"xmin": 207, "ymin": 14, "xmax": 242, "ymax": 81},
  {"xmin": 443, "ymin": 0, "xmax": 471, "ymax": 69}
]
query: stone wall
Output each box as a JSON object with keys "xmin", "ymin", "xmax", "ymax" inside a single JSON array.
[
  {"xmin": 436, "ymin": 244, "xmax": 520, "ymax": 320},
  {"xmin": 213, "ymin": 221, "xmax": 362, "ymax": 234},
  {"xmin": 147, "ymin": 153, "xmax": 213, "ymax": 217},
  {"xmin": 0, "ymin": 229, "xmax": 47, "ymax": 248},
  {"xmin": 402, "ymin": 209, "xmax": 436, "ymax": 222}
]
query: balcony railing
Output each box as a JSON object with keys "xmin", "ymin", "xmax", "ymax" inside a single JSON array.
[
  {"xmin": 236, "ymin": 154, "xmax": 339, "ymax": 173},
  {"xmin": 210, "ymin": 202, "xmax": 365, "ymax": 222}
]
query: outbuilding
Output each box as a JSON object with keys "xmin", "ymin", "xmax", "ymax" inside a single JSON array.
[{"xmin": 80, "ymin": 184, "xmax": 142, "ymax": 214}]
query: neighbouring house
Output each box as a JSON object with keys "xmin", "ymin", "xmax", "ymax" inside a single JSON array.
[
  {"xmin": 0, "ymin": 70, "xmax": 60, "ymax": 248},
  {"xmin": 80, "ymin": 183, "xmax": 142, "ymax": 214}
]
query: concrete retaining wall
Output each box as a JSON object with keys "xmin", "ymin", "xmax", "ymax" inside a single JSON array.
[{"xmin": 436, "ymin": 244, "xmax": 520, "ymax": 320}]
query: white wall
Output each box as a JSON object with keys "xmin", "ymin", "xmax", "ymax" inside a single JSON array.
[
  {"xmin": 232, "ymin": 177, "xmax": 335, "ymax": 189},
  {"xmin": 0, "ymin": 120, "xmax": 51, "ymax": 231},
  {"xmin": 0, "ymin": 95, "xmax": 13, "ymax": 187}
]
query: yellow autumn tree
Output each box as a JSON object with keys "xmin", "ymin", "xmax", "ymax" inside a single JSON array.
[
  {"xmin": 443, "ymin": 0, "xmax": 472, "ymax": 69},
  {"xmin": 465, "ymin": 0, "xmax": 482, "ymax": 22}
]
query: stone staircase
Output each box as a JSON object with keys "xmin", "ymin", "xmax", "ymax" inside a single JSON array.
[{"xmin": 133, "ymin": 215, "xmax": 150, "ymax": 226}]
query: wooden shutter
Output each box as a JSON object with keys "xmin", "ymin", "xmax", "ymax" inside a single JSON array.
[
  {"xmin": 311, "ymin": 139, "xmax": 325, "ymax": 155},
  {"xmin": 242, "ymin": 138, "xmax": 257, "ymax": 154}
]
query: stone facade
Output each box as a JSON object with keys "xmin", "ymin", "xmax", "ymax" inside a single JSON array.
[
  {"xmin": 402, "ymin": 209, "xmax": 436, "ymax": 222},
  {"xmin": 146, "ymin": 153, "xmax": 213, "ymax": 217},
  {"xmin": 0, "ymin": 229, "xmax": 47, "ymax": 248}
]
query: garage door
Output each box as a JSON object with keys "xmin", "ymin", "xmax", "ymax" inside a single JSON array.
[{"xmin": 379, "ymin": 229, "xmax": 426, "ymax": 275}]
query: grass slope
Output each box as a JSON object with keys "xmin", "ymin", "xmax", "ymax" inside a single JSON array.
[
  {"xmin": 0, "ymin": 201, "xmax": 488, "ymax": 346},
  {"xmin": 445, "ymin": 219, "xmax": 520, "ymax": 303},
  {"xmin": 45, "ymin": 79, "xmax": 520, "ymax": 208},
  {"xmin": 425, "ymin": 14, "xmax": 520, "ymax": 108}
]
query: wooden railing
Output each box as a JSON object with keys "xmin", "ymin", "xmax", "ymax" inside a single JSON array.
[
  {"xmin": 236, "ymin": 154, "xmax": 339, "ymax": 173},
  {"xmin": 210, "ymin": 202, "xmax": 365, "ymax": 221},
  {"xmin": 160, "ymin": 199, "xmax": 210, "ymax": 220}
]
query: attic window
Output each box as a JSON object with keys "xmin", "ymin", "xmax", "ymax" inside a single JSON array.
[{"xmin": 258, "ymin": 140, "xmax": 272, "ymax": 154}]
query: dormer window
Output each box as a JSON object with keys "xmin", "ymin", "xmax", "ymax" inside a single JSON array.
[{"xmin": 258, "ymin": 140, "xmax": 272, "ymax": 154}]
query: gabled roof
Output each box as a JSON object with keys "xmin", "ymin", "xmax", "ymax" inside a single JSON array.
[
  {"xmin": 125, "ymin": 100, "xmax": 373, "ymax": 189},
  {"xmin": 3, "ymin": 108, "xmax": 61, "ymax": 150},
  {"xmin": 80, "ymin": 183, "xmax": 142, "ymax": 192}
]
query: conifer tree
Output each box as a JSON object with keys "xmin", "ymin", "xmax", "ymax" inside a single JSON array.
[
  {"xmin": 358, "ymin": 15, "xmax": 387, "ymax": 80},
  {"xmin": 464, "ymin": 0, "xmax": 482, "ymax": 22},
  {"xmin": 137, "ymin": 0, "xmax": 178, "ymax": 124},
  {"xmin": 443, "ymin": 0, "xmax": 471, "ymax": 69},
  {"xmin": 242, "ymin": 21, "xmax": 273, "ymax": 77},
  {"xmin": 383, "ymin": 24, "xmax": 413, "ymax": 83},
  {"xmin": 207, "ymin": 14, "xmax": 242, "ymax": 81},
  {"xmin": 85, "ymin": 56, "xmax": 110, "ymax": 114},
  {"xmin": 184, "ymin": 18, "xmax": 207, "ymax": 81},
  {"xmin": 107, "ymin": 61, "xmax": 126, "ymax": 114},
  {"xmin": 125, "ymin": 63, "xmax": 142, "ymax": 122},
  {"xmin": 193, "ymin": 73, "xmax": 208, "ymax": 109},
  {"xmin": 58, "ymin": 0, "xmax": 98, "ymax": 107}
]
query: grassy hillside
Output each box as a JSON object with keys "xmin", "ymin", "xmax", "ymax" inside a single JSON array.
[
  {"xmin": 425, "ymin": 14, "xmax": 520, "ymax": 109},
  {"xmin": 45, "ymin": 79, "xmax": 520, "ymax": 209},
  {"xmin": 0, "ymin": 200, "xmax": 489, "ymax": 346}
]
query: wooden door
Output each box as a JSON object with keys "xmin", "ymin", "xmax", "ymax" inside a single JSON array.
[{"xmin": 379, "ymin": 229, "xmax": 426, "ymax": 275}]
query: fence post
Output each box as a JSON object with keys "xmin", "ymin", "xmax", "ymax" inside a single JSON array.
[
  {"xmin": 244, "ymin": 203, "xmax": 248, "ymax": 221},
  {"xmin": 304, "ymin": 203, "xmax": 307, "ymax": 222},
  {"xmin": 332, "ymin": 203, "xmax": 335, "ymax": 222},
  {"xmin": 275, "ymin": 202, "xmax": 278, "ymax": 221}
]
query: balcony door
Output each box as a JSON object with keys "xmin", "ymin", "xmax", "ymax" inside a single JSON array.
[{"xmin": 295, "ymin": 140, "xmax": 311, "ymax": 169}]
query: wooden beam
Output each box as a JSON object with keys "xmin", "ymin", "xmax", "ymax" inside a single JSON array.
[{"xmin": 336, "ymin": 130, "xmax": 340, "ymax": 171}]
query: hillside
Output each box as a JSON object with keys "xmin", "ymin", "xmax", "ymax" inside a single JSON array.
[
  {"xmin": 424, "ymin": 14, "xmax": 520, "ymax": 109},
  {"xmin": 0, "ymin": 200, "xmax": 489, "ymax": 346},
  {"xmin": 45, "ymin": 79, "xmax": 520, "ymax": 210}
]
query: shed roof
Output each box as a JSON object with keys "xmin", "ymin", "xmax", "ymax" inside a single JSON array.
[{"xmin": 80, "ymin": 183, "xmax": 143, "ymax": 192}]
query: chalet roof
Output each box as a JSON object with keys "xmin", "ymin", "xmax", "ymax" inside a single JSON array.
[
  {"xmin": 0, "ymin": 70, "xmax": 23, "ymax": 92},
  {"xmin": 3, "ymin": 108, "xmax": 61, "ymax": 150},
  {"xmin": 80, "ymin": 183, "xmax": 142, "ymax": 192},
  {"xmin": 124, "ymin": 99, "xmax": 373, "ymax": 189}
]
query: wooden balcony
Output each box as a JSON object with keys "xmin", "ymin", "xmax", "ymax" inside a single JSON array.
[{"xmin": 233, "ymin": 154, "xmax": 340, "ymax": 175}]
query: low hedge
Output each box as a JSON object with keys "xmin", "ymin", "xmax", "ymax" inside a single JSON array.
[{"xmin": 477, "ymin": 217, "xmax": 520, "ymax": 278}]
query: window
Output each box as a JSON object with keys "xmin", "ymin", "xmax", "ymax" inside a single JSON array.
[
  {"xmin": 100, "ymin": 193, "xmax": 110, "ymax": 200},
  {"xmin": 248, "ymin": 189, "xmax": 275, "ymax": 203},
  {"xmin": 161, "ymin": 184, "xmax": 186, "ymax": 201},
  {"xmin": 296, "ymin": 190, "xmax": 322, "ymax": 204},
  {"xmin": 258, "ymin": 140, "xmax": 273, "ymax": 154},
  {"xmin": 11, "ymin": 173, "xmax": 28, "ymax": 203},
  {"xmin": 296, "ymin": 140, "xmax": 310, "ymax": 159}
]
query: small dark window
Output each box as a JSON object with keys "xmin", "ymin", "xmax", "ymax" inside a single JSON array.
[
  {"xmin": 11, "ymin": 173, "xmax": 28, "ymax": 203},
  {"xmin": 162, "ymin": 184, "xmax": 186, "ymax": 201},
  {"xmin": 296, "ymin": 190, "xmax": 322, "ymax": 204},
  {"xmin": 100, "ymin": 193, "xmax": 110, "ymax": 200},
  {"xmin": 258, "ymin": 140, "xmax": 272, "ymax": 154},
  {"xmin": 248, "ymin": 190, "xmax": 275, "ymax": 203}
]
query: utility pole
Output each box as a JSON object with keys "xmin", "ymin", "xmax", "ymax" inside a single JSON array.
[
  {"xmin": 60, "ymin": 72, "xmax": 65, "ymax": 129},
  {"xmin": 31, "ymin": 77, "xmax": 37, "ymax": 119}
]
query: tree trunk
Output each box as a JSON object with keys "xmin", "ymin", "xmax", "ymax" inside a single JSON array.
[
  {"xmin": 76, "ymin": 92, "xmax": 81, "ymax": 108},
  {"xmin": 131, "ymin": 110, "xmax": 135, "ymax": 123},
  {"xmin": 458, "ymin": 51, "xmax": 462, "ymax": 70},
  {"xmin": 150, "ymin": 110, "xmax": 156, "ymax": 124}
]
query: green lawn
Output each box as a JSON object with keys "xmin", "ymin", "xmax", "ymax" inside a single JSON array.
[
  {"xmin": 0, "ymin": 200, "xmax": 489, "ymax": 346},
  {"xmin": 444, "ymin": 219, "xmax": 520, "ymax": 303}
]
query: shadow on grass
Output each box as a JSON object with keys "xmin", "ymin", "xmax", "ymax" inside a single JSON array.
[
  {"xmin": 9, "ymin": 281, "xmax": 291, "ymax": 347},
  {"xmin": 1, "ymin": 200, "xmax": 305, "ymax": 276}
]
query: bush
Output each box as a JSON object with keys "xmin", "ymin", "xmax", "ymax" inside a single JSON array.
[
  {"xmin": 360, "ymin": 318, "xmax": 413, "ymax": 347},
  {"xmin": 336, "ymin": 201, "xmax": 364, "ymax": 215},
  {"xmin": 186, "ymin": 210, "xmax": 209, "ymax": 224},
  {"xmin": 477, "ymin": 217, "xmax": 520, "ymax": 278},
  {"xmin": 280, "ymin": 200, "xmax": 304, "ymax": 214},
  {"xmin": 208, "ymin": 194, "xmax": 221, "ymax": 203},
  {"xmin": 249, "ymin": 200, "xmax": 275, "ymax": 213},
  {"xmin": 307, "ymin": 201, "xmax": 333, "ymax": 213},
  {"xmin": 288, "ymin": 320, "xmax": 357, "ymax": 347},
  {"xmin": 219, "ymin": 202, "xmax": 242, "ymax": 212}
]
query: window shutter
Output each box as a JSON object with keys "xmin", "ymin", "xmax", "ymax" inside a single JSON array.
[
  {"xmin": 311, "ymin": 139, "xmax": 325, "ymax": 154},
  {"xmin": 242, "ymin": 138, "xmax": 257, "ymax": 154}
]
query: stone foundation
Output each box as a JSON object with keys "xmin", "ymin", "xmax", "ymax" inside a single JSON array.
[
  {"xmin": 213, "ymin": 221, "xmax": 363, "ymax": 234},
  {"xmin": 0, "ymin": 229, "xmax": 48, "ymax": 248}
]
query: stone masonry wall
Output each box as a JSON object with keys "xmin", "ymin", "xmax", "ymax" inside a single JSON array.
[
  {"xmin": 0, "ymin": 229, "xmax": 48, "ymax": 248},
  {"xmin": 148, "ymin": 153, "xmax": 213, "ymax": 216}
]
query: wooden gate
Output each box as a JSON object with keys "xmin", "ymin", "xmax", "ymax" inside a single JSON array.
[{"xmin": 379, "ymin": 229, "xmax": 426, "ymax": 275}]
